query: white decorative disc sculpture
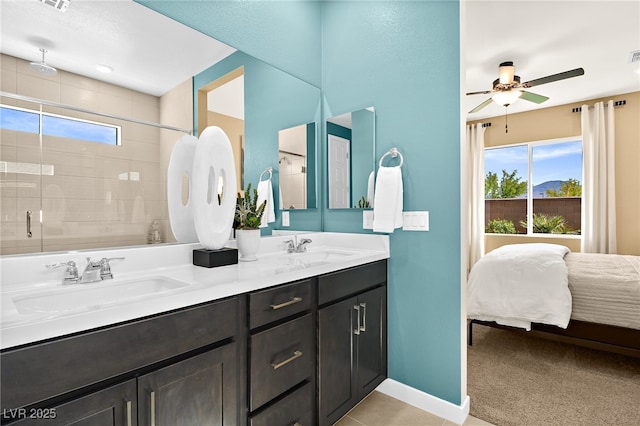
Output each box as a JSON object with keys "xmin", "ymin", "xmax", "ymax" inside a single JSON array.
[
  {"xmin": 192, "ymin": 126, "xmax": 238, "ymax": 250},
  {"xmin": 167, "ymin": 134, "xmax": 198, "ymax": 243}
]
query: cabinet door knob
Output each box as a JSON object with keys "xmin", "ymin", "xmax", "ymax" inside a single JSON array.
[
  {"xmin": 270, "ymin": 296, "xmax": 302, "ymax": 310},
  {"xmin": 270, "ymin": 350, "xmax": 303, "ymax": 370}
]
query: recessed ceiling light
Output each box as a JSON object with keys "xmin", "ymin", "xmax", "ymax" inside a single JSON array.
[{"xmin": 96, "ymin": 64, "xmax": 113, "ymax": 73}]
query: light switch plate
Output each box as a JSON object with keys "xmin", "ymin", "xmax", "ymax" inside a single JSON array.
[
  {"xmin": 282, "ymin": 211, "xmax": 290, "ymax": 227},
  {"xmin": 363, "ymin": 210, "xmax": 374, "ymax": 229},
  {"xmin": 402, "ymin": 211, "xmax": 429, "ymax": 231}
]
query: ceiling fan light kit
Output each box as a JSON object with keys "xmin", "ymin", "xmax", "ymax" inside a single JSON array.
[
  {"xmin": 467, "ymin": 61, "xmax": 585, "ymax": 114},
  {"xmin": 492, "ymin": 90, "xmax": 522, "ymax": 107}
]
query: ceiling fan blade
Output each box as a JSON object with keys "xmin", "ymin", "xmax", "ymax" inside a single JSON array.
[
  {"xmin": 469, "ymin": 98, "xmax": 494, "ymax": 113},
  {"xmin": 522, "ymin": 68, "xmax": 584, "ymax": 88},
  {"xmin": 520, "ymin": 90, "xmax": 549, "ymax": 104},
  {"xmin": 466, "ymin": 89, "xmax": 493, "ymax": 96}
]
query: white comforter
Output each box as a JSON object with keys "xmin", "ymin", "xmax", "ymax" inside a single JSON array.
[{"xmin": 467, "ymin": 243, "xmax": 572, "ymax": 330}]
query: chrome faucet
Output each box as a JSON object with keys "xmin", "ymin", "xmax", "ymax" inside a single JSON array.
[
  {"xmin": 46, "ymin": 260, "xmax": 79, "ymax": 284},
  {"xmin": 284, "ymin": 239, "xmax": 296, "ymax": 253},
  {"xmin": 46, "ymin": 257, "xmax": 124, "ymax": 284},
  {"xmin": 296, "ymin": 238, "xmax": 312, "ymax": 253},
  {"xmin": 283, "ymin": 236, "xmax": 313, "ymax": 253},
  {"xmin": 81, "ymin": 257, "xmax": 125, "ymax": 283}
]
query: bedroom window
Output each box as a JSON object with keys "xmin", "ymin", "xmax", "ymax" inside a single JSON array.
[
  {"xmin": 0, "ymin": 105, "xmax": 121, "ymax": 145},
  {"xmin": 484, "ymin": 137, "xmax": 582, "ymax": 235}
]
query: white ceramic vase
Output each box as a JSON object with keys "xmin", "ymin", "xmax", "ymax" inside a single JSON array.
[{"xmin": 236, "ymin": 229, "xmax": 261, "ymax": 261}]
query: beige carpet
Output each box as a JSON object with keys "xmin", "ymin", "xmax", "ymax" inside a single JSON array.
[{"xmin": 467, "ymin": 323, "xmax": 640, "ymax": 426}]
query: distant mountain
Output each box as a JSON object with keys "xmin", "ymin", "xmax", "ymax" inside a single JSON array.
[{"xmin": 532, "ymin": 180, "xmax": 564, "ymax": 198}]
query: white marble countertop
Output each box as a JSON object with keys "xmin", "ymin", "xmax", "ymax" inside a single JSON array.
[{"xmin": 0, "ymin": 232, "xmax": 389, "ymax": 350}]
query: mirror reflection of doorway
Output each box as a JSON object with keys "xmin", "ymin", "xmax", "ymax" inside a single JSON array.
[
  {"xmin": 197, "ymin": 66, "xmax": 244, "ymax": 191},
  {"xmin": 328, "ymin": 134, "xmax": 350, "ymax": 208}
]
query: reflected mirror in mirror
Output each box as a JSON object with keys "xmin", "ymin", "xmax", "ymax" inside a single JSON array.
[
  {"xmin": 327, "ymin": 107, "xmax": 375, "ymax": 209},
  {"xmin": 0, "ymin": 0, "xmax": 320, "ymax": 256},
  {"xmin": 278, "ymin": 123, "xmax": 317, "ymax": 210}
]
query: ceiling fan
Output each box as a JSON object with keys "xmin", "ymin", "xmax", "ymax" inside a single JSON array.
[{"xmin": 467, "ymin": 61, "xmax": 584, "ymax": 113}]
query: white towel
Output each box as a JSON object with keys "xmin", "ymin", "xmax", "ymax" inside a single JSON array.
[
  {"xmin": 367, "ymin": 171, "xmax": 375, "ymax": 208},
  {"xmin": 257, "ymin": 179, "xmax": 275, "ymax": 228},
  {"xmin": 372, "ymin": 166, "xmax": 403, "ymax": 233}
]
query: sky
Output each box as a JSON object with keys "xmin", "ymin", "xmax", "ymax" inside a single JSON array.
[
  {"xmin": 484, "ymin": 140, "xmax": 583, "ymax": 186},
  {"xmin": 1, "ymin": 106, "xmax": 118, "ymax": 145}
]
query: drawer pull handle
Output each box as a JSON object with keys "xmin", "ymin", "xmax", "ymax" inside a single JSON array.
[
  {"xmin": 270, "ymin": 296, "xmax": 302, "ymax": 310},
  {"xmin": 293, "ymin": 423, "xmax": 303, "ymax": 426},
  {"xmin": 271, "ymin": 350, "xmax": 302, "ymax": 370},
  {"xmin": 150, "ymin": 390, "xmax": 156, "ymax": 426},
  {"xmin": 354, "ymin": 304, "xmax": 361, "ymax": 335},
  {"xmin": 126, "ymin": 400, "xmax": 132, "ymax": 426},
  {"xmin": 360, "ymin": 302, "xmax": 367, "ymax": 332}
]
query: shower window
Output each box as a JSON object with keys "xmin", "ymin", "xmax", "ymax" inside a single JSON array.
[{"xmin": 1, "ymin": 105, "xmax": 121, "ymax": 145}]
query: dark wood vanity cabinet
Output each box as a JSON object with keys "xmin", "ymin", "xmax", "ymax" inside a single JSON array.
[
  {"xmin": 247, "ymin": 279, "xmax": 315, "ymax": 426},
  {"xmin": 1, "ymin": 259, "xmax": 388, "ymax": 426},
  {"xmin": 138, "ymin": 343, "xmax": 237, "ymax": 426},
  {"xmin": 9, "ymin": 380, "xmax": 137, "ymax": 426},
  {"xmin": 1, "ymin": 297, "xmax": 239, "ymax": 426},
  {"xmin": 317, "ymin": 261, "xmax": 388, "ymax": 426}
]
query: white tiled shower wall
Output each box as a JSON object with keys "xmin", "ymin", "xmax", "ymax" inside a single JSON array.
[{"xmin": 0, "ymin": 53, "xmax": 187, "ymax": 255}]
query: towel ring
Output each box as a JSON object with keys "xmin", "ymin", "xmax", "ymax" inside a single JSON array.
[
  {"xmin": 379, "ymin": 147, "xmax": 403, "ymax": 168},
  {"xmin": 259, "ymin": 167, "xmax": 273, "ymax": 181}
]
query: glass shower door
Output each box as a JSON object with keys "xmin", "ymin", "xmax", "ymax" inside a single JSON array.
[{"xmin": 0, "ymin": 100, "xmax": 44, "ymax": 255}]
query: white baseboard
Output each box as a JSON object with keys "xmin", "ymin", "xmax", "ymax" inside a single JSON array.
[{"xmin": 376, "ymin": 379, "xmax": 470, "ymax": 425}]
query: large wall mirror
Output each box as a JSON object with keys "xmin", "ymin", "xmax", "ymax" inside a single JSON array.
[
  {"xmin": 0, "ymin": 0, "xmax": 320, "ymax": 256},
  {"xmin": 327, "ymin": 107, "xmax": 376, "ymax": 209}
]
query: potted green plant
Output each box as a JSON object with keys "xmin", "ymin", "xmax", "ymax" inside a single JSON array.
[{"xmin": 234, "ymin": 183, "xmax": 266, "ymax": 261}]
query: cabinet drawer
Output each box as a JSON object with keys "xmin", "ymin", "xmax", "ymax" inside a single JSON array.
[
  {"xmin": 250, "ymin": 314, "xmax": 313, "ymax": 411},
  {"xmin": 318, "ymin": 260, "xmax": 387, "ymax": 305},
  {"xmin": 249, "ymin": 279, "xmax": 312, "ymax": 329},
  {"xmin": 1, "ymin": 297, "xmax": 237, "ymax": 412},
  {"xmin": 249, "ymin": 382, "xmax": 313, "ymax": 426}
]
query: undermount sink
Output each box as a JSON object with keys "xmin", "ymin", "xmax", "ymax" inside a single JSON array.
[
  {"xmin": 269, "ymin": 248, "xmax": 357, "ymax": 271},
  {"xmin": 13, "ymin": 276, "xmax": 191, "ymax": 315}
]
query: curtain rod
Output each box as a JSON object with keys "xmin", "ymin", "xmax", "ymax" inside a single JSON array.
[
  {"xmin": 0, "ymin": 91, "xmax": 192, "ymax": 134},
  {"xmin": 571, "ymin": 100, "xmax": 626, "ymax": 113}
]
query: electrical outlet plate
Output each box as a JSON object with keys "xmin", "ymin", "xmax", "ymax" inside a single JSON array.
[
  {"xmin": 402, "ymin": 211, "xmax": 429, "ymax": 231},
  {"xmin": 362, "ymin": 210, "xmax": 374, "ymax": 229},
  {"xmin": 282, "ymin": 211, "xmax": 290, "ymax": 227}
]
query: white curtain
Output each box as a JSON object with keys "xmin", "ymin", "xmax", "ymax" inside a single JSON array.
[
  {"xmin": 466, "ymin": 123, "xmax": 486, "ymax": 269},
  {"xmin": 581, "ymin": 100, "xmax": 617, "ymax": 253}
]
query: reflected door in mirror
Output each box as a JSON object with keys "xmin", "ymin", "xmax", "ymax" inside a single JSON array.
[
  {"xmin": 328, "ymin": 135, "xmax": 350, "ymax": 208},
  {"xmin": 326, "ymin": 107, "xmax": 375, "ymax": 209}
]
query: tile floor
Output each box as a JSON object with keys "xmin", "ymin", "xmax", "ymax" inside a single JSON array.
[{"xmin": 334, "ymin": 391, "xmax": 495, "ymax": 426}]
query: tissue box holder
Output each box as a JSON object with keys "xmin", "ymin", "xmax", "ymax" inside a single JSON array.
[{"xmin": 193, "ymin": 247, "xmax": 238, "ymax": 268}]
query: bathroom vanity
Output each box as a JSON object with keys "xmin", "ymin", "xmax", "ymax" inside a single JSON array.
[{"xmin": 0, "ymin": 233, "xmax": 389, "ymax": 426}]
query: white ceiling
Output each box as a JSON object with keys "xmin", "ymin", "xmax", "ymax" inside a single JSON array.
[
  {"xmin": 465, "ymin": 0, "xmax": 640, "ymax": 120},
  {"xmin": 0, "ymin": 0, "xmax": 236, "ymax": 97}
]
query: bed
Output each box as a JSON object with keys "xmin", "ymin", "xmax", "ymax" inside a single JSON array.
[{"xmin": 467, "ymin": 243, "xmax": 640, "ymax": 358}]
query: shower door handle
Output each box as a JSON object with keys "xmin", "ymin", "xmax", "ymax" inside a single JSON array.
[{"xmin": 26, "ymin": 210, "xmax": 33, "ymax": 238}]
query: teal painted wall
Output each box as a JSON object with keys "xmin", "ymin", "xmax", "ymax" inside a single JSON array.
[
  {"xmin": 138, "ymin": 0, "xmax": 462, "ymax": 407},
  {"xmin": 321, "ymin": 1, "xmax": 462, "ymax": 404}
]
